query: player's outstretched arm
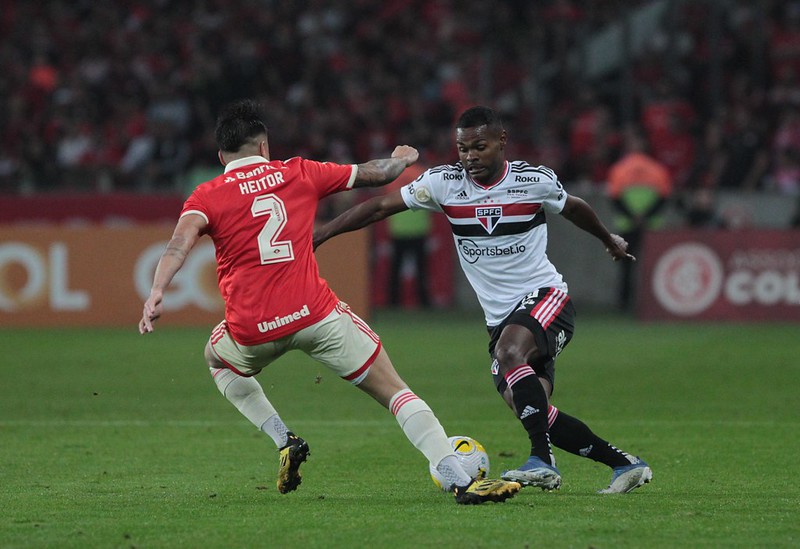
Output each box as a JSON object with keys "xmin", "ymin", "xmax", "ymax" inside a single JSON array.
[
  {"xmin": 353, "ymin": 145, "xmax": 419, "ymax": 188},
  {"xmin": 314, "ymin": 190, "xmax": 409, "ymax": 250},
  {"xmin": 560, "ymin": 195, "xmax": 635, "ymax": 262},
  {"xmin": 139, "ymin": 214, "xmax": 206, "ymax": 334}
]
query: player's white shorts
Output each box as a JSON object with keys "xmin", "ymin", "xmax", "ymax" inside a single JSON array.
[{"xmin": 208, "ymin": 301, "xmax": 381, "ymax": 385}]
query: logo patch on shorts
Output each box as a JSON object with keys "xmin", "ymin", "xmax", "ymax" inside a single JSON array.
[
  {"xmin": 517, "ymin": 291, "xmax": 539, "ymax": 310},
  {"xmin": 555, "ymin": 330, "xmax": 567, "ymax": 356}
]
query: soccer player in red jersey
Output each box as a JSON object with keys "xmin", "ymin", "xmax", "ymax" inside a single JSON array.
[
  {"xmin": 138, "ymin": 100, "xmax": 520, "ymax": 504},
  {"xmin": 315, "ymin": 106, "xmax": 653, "ymax": 494}
]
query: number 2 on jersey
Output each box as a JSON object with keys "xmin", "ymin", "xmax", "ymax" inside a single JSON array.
[{"xmin": 251, "ymin": 194, "xmax": 294, "ymax": 264}]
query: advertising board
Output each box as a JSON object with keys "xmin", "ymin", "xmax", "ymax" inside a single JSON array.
[
  {"xmin": 638, "ymin": 230, "xmax": 800, "ymax": 321},
  {"xmin": 0, "ymin": 226, "xmax": 368, "ymax": 327}
]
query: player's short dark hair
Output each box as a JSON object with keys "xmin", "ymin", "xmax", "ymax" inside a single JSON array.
[
  {"xmin": 215, "ymin": 99, "xmax": 268, "ymax": 153},
  {"xmin": 456, "ymin": 106, "xmax": 504, "ymax": 131}
]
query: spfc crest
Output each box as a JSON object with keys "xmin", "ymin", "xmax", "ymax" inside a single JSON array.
[{"xmin": 475, "ymin": 206, "xmax": 502, "ymax": 234}]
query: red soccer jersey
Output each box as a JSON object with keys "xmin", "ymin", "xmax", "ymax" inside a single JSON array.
[{"xmin": 181, "ymin": 155, "xmax": 357, "ymax": 345}]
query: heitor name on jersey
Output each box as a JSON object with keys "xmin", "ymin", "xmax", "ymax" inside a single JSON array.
[{"xmin": 237, "ymin": 168, "xmax": 286, "ymax": 195}]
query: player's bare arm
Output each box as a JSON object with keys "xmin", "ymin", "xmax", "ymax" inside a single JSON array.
[
  {"xmin": 139, "ymin": 213, "xmax": 207, "ymax": 334},
  {"xmin": 560, "ymin": 195, "xmax": 635, "ymax": 262},
  {"xmin": 314, "ymin": 190, "xmax": 408, "ymax": 250},
  {"xmin": 353, "ymin": 145, "xmax": 419, "ymax": 188}
]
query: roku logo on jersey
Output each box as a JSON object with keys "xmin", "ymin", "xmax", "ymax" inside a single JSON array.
[
  {"xmin": 257, "ymin": 304, "xmax": 310, "ymax": 333},
  {"xmin": 457, "ymin": 238, "xmax": 526, "ymax": 264}
]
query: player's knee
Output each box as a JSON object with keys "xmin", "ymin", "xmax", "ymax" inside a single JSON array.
[
  {"xmin": 494, "ymin": 342, "xmax": 538, "ymax": 374},
  {"xmin": 356, "ymin": 352, "xmax": 407, "ymax": 407}
]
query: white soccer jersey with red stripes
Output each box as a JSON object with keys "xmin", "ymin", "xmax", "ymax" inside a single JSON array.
[{"xmin": 400, "ymin": 160, "xmax": 569, "ymax": 326}]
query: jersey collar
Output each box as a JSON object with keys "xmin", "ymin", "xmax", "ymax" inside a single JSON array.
[
  {"xmin": 224, "ymin": 155, "xmax": 270, "ymax": 173},
  {"xmin": 467, "ymin": 161, "xmax": 509, "ymax": 190}
]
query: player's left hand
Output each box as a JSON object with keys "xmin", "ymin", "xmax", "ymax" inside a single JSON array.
[
  {"xmin": 139, "ymin": 292, "xmax": 164, "ymax": 334},
  {"xmin": 391, "ymin": 145, "xmax": 419, "ymax": 167},
  {"xmin": 605, "ymin": 234, "xmax": 636, "ymax": 262}
]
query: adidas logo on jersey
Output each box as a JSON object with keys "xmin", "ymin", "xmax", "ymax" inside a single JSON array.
[
  {"xmin": 455, "ymin": 190, "xmax": 468, "ymax": 200},
  {"xmin": 519, "ymin": 405, "xmax": 540, "ymax": 419}
]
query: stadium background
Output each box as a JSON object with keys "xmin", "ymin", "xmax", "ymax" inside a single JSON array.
[
  {"xmin": 2, "ymin": 0, "xmax": 799, "ymax": 324},
  {"xmin": 2, "ymin": 3, "xmax": 799, "ymax": 547}
]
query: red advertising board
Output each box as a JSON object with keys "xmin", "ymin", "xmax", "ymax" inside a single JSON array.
[
  {"xmin": 0, "ymin": 225, "xmax": 369, "ymax": 327},
  {"xmin": 638, "ymin": 229, "xmax": 800, "ymax": 321}
]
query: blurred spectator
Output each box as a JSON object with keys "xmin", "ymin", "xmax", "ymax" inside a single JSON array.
[
  {"xmin": 768, "ymin": 66, "xmax": 800, "ymax": 110},
  {"xmin": 684, "ymin": 187, "xmax": 724, "ymax": 229},
  {"xmin": 650, "ymin": 111, "xmax": 697, "ymax": 191},
  {"xmin": 769, "ymin": 2, "xmax": 800, "ymax": 80},
  {"xmin": 0, "ymin": 149, "xmax": 19, "ymax": 194},
  {"xmin": 768, "ymin": 149, "xmax": 800, "ymax": 195},
  {"xmin": 119, "ymin": 119, "xmax": 190, "ymax": 191},
  {"xmin": 684, "ymin": 116, "xmax": 725, "ymax": 191},
  {"xmin": 711, "ymin": 103, "xmax": 770, "ymax": 190},
  {"xmin": 607, "ymin": 126, "xmax": 673, "ymax": 311},
  {"xmin": 719, "ymin": 202, "xmax": 753, "ymax": 230},
  {"xmin": 640, "ymin": 79, "xmax": 697, "ymax": 157},
  {"xmin": 791, "ymin": 196, "xmax": 800, "ymax": 227},
  {"xmin": 565, "ymin": 88, "xmax": 621, "ymax": 185},
  {"xmin": 768, "ymin": 106, "xmax": 800, "ymax": 195},
  {"xmin": 55, "ymin": 119, "xmax": 96, "ymax": 191}
]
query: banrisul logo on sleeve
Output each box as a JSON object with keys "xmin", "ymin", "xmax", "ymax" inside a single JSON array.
[{"xmin": 476, "ymin": 206, "xmax": 502, "ymax": 234}]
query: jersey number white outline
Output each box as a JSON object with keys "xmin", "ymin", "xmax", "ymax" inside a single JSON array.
[{"xmin": 251, "ymin": 194, "xmax": 294, "ymax": 264}]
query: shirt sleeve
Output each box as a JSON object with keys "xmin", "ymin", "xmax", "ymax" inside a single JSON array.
[
  {"xmin": 399, "ymin": 171, "xmax": 443, "ymax": 213},
  {"xmin": 297, "ymin": 157, "xmax": 357, "ymax": 197},
  {"xmin": 541, "ymin": 172, "xmax": 569, "ymax": 214},
  {"xmin": 181, "ymin": 190, "xmax": 209, "ymax": 224}
]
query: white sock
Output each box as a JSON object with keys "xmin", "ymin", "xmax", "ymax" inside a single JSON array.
[
  {"xmin": 389, "ymin": 389, "xmax": 470, "ymax": 486},
  {"xmin": 260, "ymin": 414, "xmax": 290, "ymax": 448},
  {"xmin": 210, "ymin": 367, "xmax": 288, "ymax": 448},
  {"xmin": 436, "ymin": 454, "xmax": 472, "ymax": 489}
]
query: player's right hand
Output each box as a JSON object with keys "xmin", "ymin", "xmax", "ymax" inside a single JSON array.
[
  {"xmin": 605, "ymin": 234, "xmax": 636, "ymax": 262},
  {"xmin": 391, "ymin": 145, "xmax": 419, "ymax": 167}
]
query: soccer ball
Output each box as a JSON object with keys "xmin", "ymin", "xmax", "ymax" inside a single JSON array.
[{"xmin": 429, "ymin": 436, "xmax": 490, "ymax": 491}]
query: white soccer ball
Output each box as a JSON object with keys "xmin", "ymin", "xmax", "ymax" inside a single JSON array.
[{"xmin": 430, "ymin": 435, "xmax": 490, "ymax": 491}]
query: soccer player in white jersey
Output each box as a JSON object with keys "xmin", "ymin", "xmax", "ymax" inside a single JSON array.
[
  {"xmin": 139, "ymin": 100, "xmax": 521, "ymax": 504},
  {"xmin": 315, "ymin": 106, "xmax": 652, "ymax": 494}
]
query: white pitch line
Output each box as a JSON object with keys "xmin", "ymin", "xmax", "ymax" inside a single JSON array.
[
  {"xmin": 0, "ymin": 419, "xmax": 795, "ymax": 428},
  {"xmin": 0, "ymin": 419, "xmax": 399, "ymax": 428}
]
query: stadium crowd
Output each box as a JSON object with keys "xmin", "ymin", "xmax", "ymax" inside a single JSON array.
[{"xmin": 1, "ymin": 0, "xmax": 799, "ymax": 211}]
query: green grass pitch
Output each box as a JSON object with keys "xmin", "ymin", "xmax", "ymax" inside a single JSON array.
[{"xmin": 1, "ymin": 312, "xmax": 798, "ymax": 548}]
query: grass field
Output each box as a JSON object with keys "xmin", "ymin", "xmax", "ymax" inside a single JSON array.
[{"xmin": 1, "ymin": 311, "xmax": 798, "ymax": 548}]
